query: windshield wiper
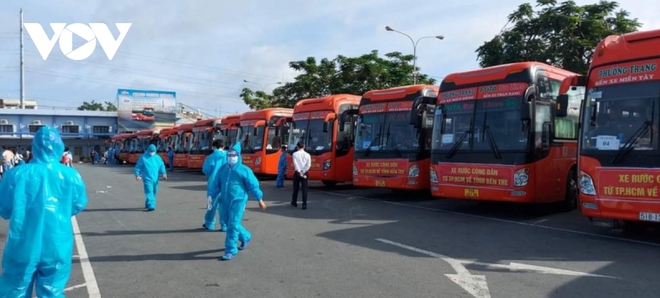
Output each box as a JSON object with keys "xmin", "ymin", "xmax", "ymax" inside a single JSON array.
[
  {"xmin": 445, "ymin": 130, "xmax": 471, "ymax": 159},
  {"xmin": 482, "ymin": 112, "xmax": 501, "ymax": 159},
  {"xmin": 384, "ymin": 123, "xmax": 402, "ymax": 158},
  {"xmin": 363, "ymin": 126, "xmax": 384, "ymax": 157},
  {"xmin": 611, "ymin": 101, "xmax": 655, "ymax": 164}
]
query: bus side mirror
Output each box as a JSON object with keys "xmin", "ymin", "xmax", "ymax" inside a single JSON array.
[
  {"xmin": 520, "ymin": 100, "xmax": 532, "ymax": 120},
  {"xmin": 556, "ymin": 94, "xmax": 569, "ymax": 117}
]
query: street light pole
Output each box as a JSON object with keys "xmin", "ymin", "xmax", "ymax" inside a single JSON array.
[{"xmin": 385, "ymin": 26, "xmax": 444, "ymax": 84}]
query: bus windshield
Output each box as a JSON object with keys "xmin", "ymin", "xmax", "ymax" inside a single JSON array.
[
  {"xmin": 238, "ymin": 125, "xmax": 265, "ymax": 153},
  {"xmin": 197, "ymin": 130, "xmax": 212, "ymax": 151},
  {"xmin": 287, "ymin": 119, "xmax": 332, "ymax": 153},
  {"xmin": 581, "ymin": 81, "xmax": 659, "ymax": 152},
  {"xmin": 432, "ymin": 97, "xmax": 528, "ymax": 152},
  {"xmin": 354, "ymin": 111, "xmax": 418, "ymax": 152}
]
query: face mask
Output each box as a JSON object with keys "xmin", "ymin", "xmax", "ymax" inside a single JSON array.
[
  {"xmin": 228, "ymin": 156, "xmax": 238, "ymax": 165},
  {"xmin": 149, "ymin": 152, "xmax": 156, "ymax": 156}
]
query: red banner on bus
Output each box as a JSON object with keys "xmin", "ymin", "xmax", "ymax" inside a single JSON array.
[{"xmin": 596, "ymin": 168, "xmax": 660, "ymax": 199}]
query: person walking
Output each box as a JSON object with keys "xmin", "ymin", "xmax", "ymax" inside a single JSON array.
[
  {"xmin": 202, "ymin": 140, "xmax": 227, "ymax": 231},
  {"xmin": 0, "ymin": 126, "xmax": 88, "ymax": 297},
  {"xmin": 291, "ymin": 142, "xmax": 311, "ymax": 209},
  {"xmin": 276, "ymin": 145, "xmax": 287, "ymax": 187},
  {"xmin": 166, "ymin": 146, "xmax": 175, "ymax": 171},
  {"xmin": 134, "ymin": 144, "xmax": 167, "ymax": 211},
  {"xmin": 208, "ymin": 148, "xmax": 267, "ymax": 261}
]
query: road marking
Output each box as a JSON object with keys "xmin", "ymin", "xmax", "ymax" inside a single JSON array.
[
  {"xmin": 457, "ymin": 260, "xmax": 617, "ymax": 278},
  {"xmin": 64, "ymin": 283, "xmax": 86, "ymax": 292},
  {"xmin": 375, "ymin": 238, "xmax": 491, "ymax": 298},
  {"xmin": 313, "ymin": 190, "xmax": 660, "ymax": 248},
  {"xmin": 376, "ymin": 238, "xmax": 617, "ymax": 298},
  {"xmin": 72, "ymin": 216, "xmax": 102, "ymax": 298}
]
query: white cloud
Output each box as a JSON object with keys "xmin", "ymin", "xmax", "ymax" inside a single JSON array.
[{"xmin": 0, "ymin": 0, "xmax": 657, "ymax": 115}]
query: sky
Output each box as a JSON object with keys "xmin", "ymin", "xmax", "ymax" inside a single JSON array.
[{"xmin": 0, "ymin": 0, "xmax": 658, "ymax": 118}]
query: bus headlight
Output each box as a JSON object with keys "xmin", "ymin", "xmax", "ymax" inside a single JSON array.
[
  {"xmin": 323, "ymin": 159, "xmax": 331, "ymax": 170},
  {"xmin": 255, "ymin": 157, "xmax": 262, "ymax": 165},
  {"xmin": 353, "ymin": 163, "xmax": 358, "ymax": 176},
  {"xmin": 579, "ymin": 171, "xmax": 596, "ymax": 196},
  {"xmin": 513, "ymin": 168, "xmax": 529, "ymax": 187},
  {"xmin": 430, "ymin": 167, "xmax": 438, "ymax": 183},
  {"xmin": 408, "ymin": 164, "xmax": 420, "ymax": 178}
]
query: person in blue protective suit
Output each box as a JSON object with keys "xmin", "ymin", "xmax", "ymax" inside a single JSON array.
[
  {"xmin": 108, "ymin": 147, "xmax": 114, "ymax": 164},
  {"xmin": 93, "ymin": 150, "xmax": 100, "ymax": 164},
  {"xmin": 135, "ymin": 144, "xmax": 167, "ymax": 211},
  {"xmin": 276, "ymin": 145, "xmax": 287, "ymax": 187},
  {"xmin": 166, "ymin": 146, "xmax": 175, "ymax": 171},
  {"xmin": 202, "ymin": 139, "xmax": 227, "ymax": 231},
  {"xmin": 208, "ymin": 147, "xmax": 267, "ymax": 261},
  {"xmin": 0, "ymin": 126, "xmax": 88, "ymax": 297}
]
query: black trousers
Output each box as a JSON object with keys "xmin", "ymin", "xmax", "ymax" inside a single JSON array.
[{"xmin": 292, "ymin": 171, "xmax": 308, "ymax": 205}]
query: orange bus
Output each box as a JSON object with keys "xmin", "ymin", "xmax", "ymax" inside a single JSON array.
[
  {"xmin": 129, "ymin": 130, "xmax": 154, "ymax": 164},
  {"xmin": 286, "ymin": 94, "xmax": 361, "ymax": 186},
  {"xmin": 172, "ymin": 123, "xmax": 194, "ymax": 167},
  {"xmin": 188, "ymin": 118, "xmax": 220, "ymax": 169},
  {"xmin": 157, "ymin": 127, "xmax": 173, "ymax": 166},
  {"xmin": 353, "ymin": 85, "xmax": 438, "ymax": 191},
  {"xmin": 111, "ymin": 134, "xmax": 130, "ymax": 163},
  {"xmin": 557, "ymin": 29, "xmax": 660, "ymax": 226},
  {"xmin": 430, "ymin": 61, "xmax": 583, "ymax": 209},
  {"xmin": 238, "ymin": 108, "xmax": 293, "ymax": 175},
  {"xmin": 218, "ymin": 114, "xmax": 241, "ymax": 148},
  {"xmin": 119, "ymin": 132, "xmax": 136, "ymax": 163}
]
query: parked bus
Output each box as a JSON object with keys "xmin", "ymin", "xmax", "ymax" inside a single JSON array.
[
  {"xmin": 173, "ymin": 123, "xmax": 195, "ymax": 167},
  {"xmin": 129, "ymin": 130, "xmax": 153, "ymax": 164},
  {"xmin": 111, "ymin": 134, "xmax": 130, "ymax": 163},
  {"xmin": 430, "ymin": 61, "xmax": 583, "ymax": 209},
  {"xmin": 119, "ymin": 132, "xmax": 136, "ymax": 163},
  {"xmin": 286, "ymin": 94, "xmax": 361, "ymax": 186},
  {"xmin": 353, "ymin": 85, "xmax": 438, "ymax": 191},
  {"xmin": 188, "ymin": 118, "xmax": 220, "ymax": 169},
  {"xmin": 238, "ymin": 108, "xmax": 293, "ymax": 175},
  {"xmin": 157, "ymin": 127, "xmax": 173, "ymax": 166},
  {"xmin": 218, "ymin": 114, "xmax": 241, "ymax": 147},
  {"xmin": 557, "ymin": 29, "xmax": 660, "ymax": 225}
]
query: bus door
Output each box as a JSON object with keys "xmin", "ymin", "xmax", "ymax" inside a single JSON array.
[{"xmin": 337, "ymin": 109, "xmax": 359, "ymax": 155}]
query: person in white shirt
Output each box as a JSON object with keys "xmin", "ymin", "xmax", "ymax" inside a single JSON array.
[
  {"xmin": 2, "ymin": 147, "xmax": 15, "ymax": 174},
  {"xmin": 291, "ymin": 142, "xmax": 311, "ymax": 209}
]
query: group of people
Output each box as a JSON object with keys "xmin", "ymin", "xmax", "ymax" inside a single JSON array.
[
  {"xmin": 1, "ymin": 146, "xmax": 28, "ymax": 179},
  {"xmin": 0, "ymin": 126, "xmax": 315, "ymax": 296}
]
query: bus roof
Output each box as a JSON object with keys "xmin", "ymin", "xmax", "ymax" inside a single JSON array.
[
  {"xmin": 193, "ymin": 118, "xmax": 218, "ymax": 128},
  {"xmin": 591, "ymin": 29, "xmax": 660, "ymax": 69},
  {"xmin": 178, "ymin": 123, "xmax": 195, "ymax": 131},
  {"xmin": 362, "ymin": 85, "xmax": 439, "ymax": 101},
  {"xmin": 137, "ymin": 129, "xmax": 153, "ymax": 135},
  {"xmin": 442, "ymin": 61, "xmax": 577, "ymax": 86},
  {"xmin": 294, "ymin": 94, "xmax": 361, "ymax": 113},
  {"xmin": 240, "ymin": 108, "xmax": 293, "ymax": 121},
  {"xmin": 222, "ymin": 114, "xmax": 241, "ymax": 123}
]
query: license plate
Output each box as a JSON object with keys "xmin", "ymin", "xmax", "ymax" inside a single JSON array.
[
  {"xmin": 375, "ymin": 180, "xmax": 385, "ymax": 187},
  {"xmin": 464, "ymin": 188, "xmax": 479, "ymax": 197},
  {"xmin": 639, "ymin": 212, "xmax": 660, "ymax": 222}
]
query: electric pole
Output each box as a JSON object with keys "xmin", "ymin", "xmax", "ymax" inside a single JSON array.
[{"xmin": 19, "ymin": 9, "xmax": 25, "ymax": 109}]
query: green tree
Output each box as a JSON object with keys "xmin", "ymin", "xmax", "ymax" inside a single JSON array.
[
  {"xmin": 240, "ymin": 50, "xmax": 437, "ymax": 109},
  {"xmin": 77, "ymin": 100, "xmax": 118, "ymax": 111},
  {"xmin": 475, "ymin": 0, "xmax": 641, "ymax": 74}
]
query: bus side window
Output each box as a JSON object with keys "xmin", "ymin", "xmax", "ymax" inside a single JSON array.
[{"xmin": 535, "ymin": 103, "xmax": 552, "ymax": 149}]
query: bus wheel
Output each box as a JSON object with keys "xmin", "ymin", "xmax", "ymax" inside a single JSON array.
[
  {"xmin": 561, "ymin": 170, "xmax": 578, "ymax": 211},
  {"xmin": 321, "ymin": 180, "xmax": 338, "ymax": 187}
]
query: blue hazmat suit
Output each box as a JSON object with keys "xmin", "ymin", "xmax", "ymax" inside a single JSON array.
[
  {"xmin": 93, "ymin": 151, "xmax": 99, "ymax": 164},
  {"xmin": 0, "ymin": 126, "xmax": 88, "ymax": 298},
  {"xmin": 208, "ymin": 147, "xmax": 263, "ymax": 259},
  {"xmin": 134, "ymin": 144, "xmax": 166, "ymax": 210},
  {"xmin": 276, "ymin": 149, "xmax": 287, "ymax": 187},
  {"xmin": 202, "ymin": 148, "xmax": 228, "ymax": 230},
  {"xmin": 167, "ymin": 149, "xmax": 175, "ymax": 170}
]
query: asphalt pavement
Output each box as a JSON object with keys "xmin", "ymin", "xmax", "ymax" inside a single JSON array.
[{"xmin": 1, "ymin": 163, "xmax": 659, "ymax": 298}]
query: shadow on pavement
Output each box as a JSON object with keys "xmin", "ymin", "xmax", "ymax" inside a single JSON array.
[{"xmin": 74, "ymin": 248, "xmax": 223, "ymax": 263}]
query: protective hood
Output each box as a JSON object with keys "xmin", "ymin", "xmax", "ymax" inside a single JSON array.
[
  {"xmin": 31, "ymin": 126, "xmax": 65, "ymax": 164},
  {"xmin": 145, "ymin": 144, "xmax": 157, "ymax": 154},
  {"xmin": 230, "ymin": 141, "xmax": 242, "ymax": 165}
]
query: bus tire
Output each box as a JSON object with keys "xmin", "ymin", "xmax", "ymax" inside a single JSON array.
[
  {"xmin": 321, "ymin": 180, "xmax": 338, "ymax": 187},
  {"xmin": 561, "ymin": 170, "xmax": 578, "ymax": 211}
]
